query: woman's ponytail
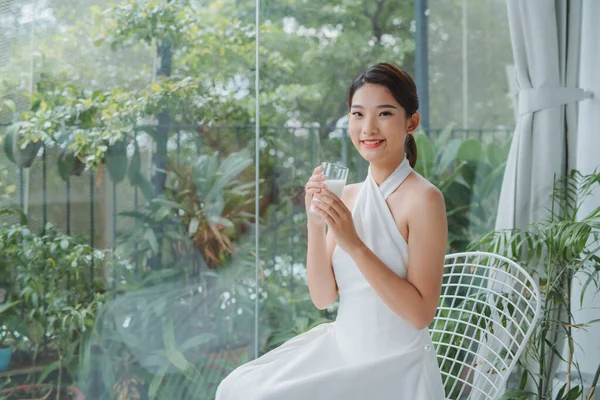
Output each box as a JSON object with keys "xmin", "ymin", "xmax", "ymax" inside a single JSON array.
[{"xmin": 405, "ymin": 134, "xmax": 417, "ymax": 168}]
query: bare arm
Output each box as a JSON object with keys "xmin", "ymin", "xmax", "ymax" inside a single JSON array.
[
  {"xmin": 306, "ymin": 220, "xmax": 338, "ymax": 309},
  {"xmin": 304, "ymin": 167, "xmax": 346, "ymax": 310},
  {"xmin": 346, "ymin": 186, "xmax": 447, "ymax": 329}
]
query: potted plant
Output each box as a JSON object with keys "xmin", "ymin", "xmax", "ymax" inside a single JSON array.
[
  {"xmin": 2, "ymin": 122, "xmax": 42, "ymax": 169},
  {"xmin": 0, "ymin": 217, "xmax": 111, "ymax": 397},
  {"xmin": 0, "ymin": 301, "xmax": 20, "ymax": 371},
  {"xmin": 0, "ymin": 209, "xmax": 23, "ymax": 373},
  {"xmin": 474, "ymin": 170, "xmax": 600, "ymax": 399},
  {"xmin": 57, "ymin": 146, "xmax": 86, "ymax": 180}
]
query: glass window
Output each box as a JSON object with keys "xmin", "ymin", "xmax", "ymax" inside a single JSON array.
[{"xmin": 0, "ymin": 1, "xmax": 515, "ymax": 398}]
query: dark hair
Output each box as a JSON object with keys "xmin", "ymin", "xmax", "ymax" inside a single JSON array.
[{"xmin": 347, "ymin": 62, "xmax": 419, "ymax": 168}]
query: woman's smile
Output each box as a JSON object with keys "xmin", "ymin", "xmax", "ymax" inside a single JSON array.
[{"xmin": 361, "ymin": 139, "xmax": 386, "ymax": 149}]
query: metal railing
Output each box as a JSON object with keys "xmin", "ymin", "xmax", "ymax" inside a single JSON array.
[{"xmin": 3, "ymin": 125, "xmax": 513, "ymax": 287}]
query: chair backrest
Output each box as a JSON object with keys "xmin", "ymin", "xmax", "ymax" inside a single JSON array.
[{"xmin": 430, "ymin": 252, "xmax": 541, "ymax": 400}]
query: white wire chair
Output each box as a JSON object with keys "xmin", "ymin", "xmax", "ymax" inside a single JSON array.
[{"xmin": 430, "ymin": 252, "xmax": 541, "ymax": 400}]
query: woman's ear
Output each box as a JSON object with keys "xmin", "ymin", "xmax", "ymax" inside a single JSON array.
[{"xmin": 407, "ymin": 112, "xmax": 421, "ymax": 133}]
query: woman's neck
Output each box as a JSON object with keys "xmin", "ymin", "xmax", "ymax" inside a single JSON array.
[{"xmin": 369, "ymin": 158, "xmax": 405, "ymax": 186}]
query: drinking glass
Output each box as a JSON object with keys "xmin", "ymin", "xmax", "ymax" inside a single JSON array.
[{"xmin": 310, "ymin": 162, "xmax": 349, "ymax": 214}]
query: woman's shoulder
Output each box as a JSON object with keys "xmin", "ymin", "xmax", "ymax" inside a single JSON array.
[
  {"xmin": 404, "ymin": 171, "xmax": 445, "ymax": 210},
  {"xmin": 386, "ymin": 170, "xmax": 444, "ymax": 210},
  {"xmin": 408, "ymin": 170, "xmax": 442, "ymax": 192}
]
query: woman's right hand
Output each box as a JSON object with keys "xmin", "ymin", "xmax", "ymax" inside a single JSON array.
[{"xmin": 305, "ymin": 165, "xmax": 326, "ymax": 225}]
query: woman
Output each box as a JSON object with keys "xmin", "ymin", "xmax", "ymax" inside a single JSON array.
[{"xmin": 216, "ymin": 62, "xmax": 448, "ymax": 399}]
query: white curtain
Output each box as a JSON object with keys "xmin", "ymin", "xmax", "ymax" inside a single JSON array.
[
  {"xmin": 496, "ymin": 0, "xmax": 584, "ymax": 232},
  {"xmin": 491, "ymin": 0, "xmax": 588, "ymax": 396},
  {"xmin": 563, "ymin": 0, "xmax": 600, "ymax": 395}
]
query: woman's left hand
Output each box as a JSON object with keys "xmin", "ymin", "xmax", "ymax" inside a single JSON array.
[{"xmin": 311, "ymin": 188, "xmax": 363, "ymax": 253}]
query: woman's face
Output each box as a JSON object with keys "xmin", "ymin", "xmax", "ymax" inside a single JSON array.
[{"xmin": 348, "ymin": 83, "xmax": 418, "ymax": 165}]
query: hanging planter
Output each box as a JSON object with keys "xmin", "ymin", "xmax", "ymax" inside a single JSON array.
[
  {"xmin": 127, "ymin": 140, "xmax": 142, "ymax": 186},
  {"xmin": 57, "ymin": 147, "xmax": 86, "ymax": 181},
  {"xmin": 2, "ymin": 123, "xmax": 42, "ymax": 169},
  {"xmin": 105, "ymin": 137, "xmax": 129, "ymax": 184}
]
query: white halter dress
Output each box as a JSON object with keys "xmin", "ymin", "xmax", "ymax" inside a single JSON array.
[{"xmin": 216, "ymin": 157, "xmax": 446, "ymax": 400}]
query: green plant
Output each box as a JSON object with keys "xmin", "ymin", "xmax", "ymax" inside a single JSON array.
[
  {"xmin": 78, "ymin": 242, "xmax": 258, "ymax": 400},
  {"xmin": 0, "ymin": 208, "xmax": 25, "ymax": 355},
  {"xmin": 0, "ymin": 301, "xmax": 21, "ymax": 350},
  {"xmin": 2, "ymin": 73, "xmax": 199, "ymax": 172},
  {"xmin": 117, "ymin": 149, "xmax": 254, "ymax": 277},
  {"xmin": 166, "ymin": 150, "xmax": 255, "ymax": 269},
  {"xmin": 474, "ymin": 170, "xmax": 600, "ymax": 400},
  {"xmin": 259, "ymin": 254, "xmax": 333, "ymax": 351},
  {"xmin": 414, "ymin": 125, "xmax": 510, "ymax": 252},
  {"xmin": 0, "ymin": 219, "xmax": 117, "ymax": 390},
  {"xmin": 430, "ymin": 290, "xmax": 503, "ymax": 400}
]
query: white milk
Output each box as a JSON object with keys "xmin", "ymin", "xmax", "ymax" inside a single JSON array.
[
  {"xmin": 310, "ymin": 179, "xmax": 346, "ymax": 213},
  {"xmin": 324, "ymin": 179, "xmax": 346, "ymax": 197}
]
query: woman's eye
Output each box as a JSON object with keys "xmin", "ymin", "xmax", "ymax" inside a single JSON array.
[
  {"xmin": 352, "ymin": 112, "xmax": 363, "ymax": 117},
  {"xmin": 380, "ymin": 111, "xmax": 392, "ymax": 116}
]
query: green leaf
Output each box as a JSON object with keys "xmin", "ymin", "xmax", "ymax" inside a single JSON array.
[
  {"xmin": 144, "ymin": 228, "xmax": 158, "ymax": 253},
  {"xmin": 564, "ymin": 386, "xmax": 583, "ymax": 400},
  {"xmin": 581, "ymin": 272, "xmax": 600, "ymax": 307},
  {"xmin": 460, "ymin": 161, "xmax": 479, "ymax": 188},
  {"xmin": 445, "ymin": 181, "xmax": 473, "ymax": 211},
  {"xmin": 30, "ymin": 99, "xmax": 41, "ymax": 113},
  {"xmin": 37, "ymin": 359, "xmax": 62, "ymax": 384},
  {"xmin": 140, "ymin": 268, "xmax": 182, "ymax": 285},
  {"xmin": 0, "ymin": 300, "xmax": 21, "ymax": 314},
  {"xmin": 155, "ymin": 206, "xmax": 171, "ymax": 221},
  {"xmin": 91, "ymin": 90, "xmax": 104, "ymax": 101},
  {"xmin": 148, "ymin": 363, "xmax": 169, "ymax": 400},
  {"xmin": 163, "ymin": 348, "xmax": 190, "ymax": 372},
  {"xmin": 554, "ymin": 383, "xmax": 583, "ymax": 400},
  {"xmin": 178, "ymin": 333, "xmax": 217, "ymax": 352},
  {"xmin": 151, "ymin": 198, "xmax": 181, "ymax": 209},
  {"xmin": 138, "ymin": 175, "xmax": 155, "ymax": 202},
  {"xmin": 2, "ymin": 99, "xmax": 16, "ymax": 113},
  {"xmin": 478, "ymin": 162, "xmax": 506, "ymax": 198},
  {"xmin": 487, "ymin": 141, "xmax": 510, "ymax": 167},
  {"xmin": 414, "ymin": 133, "xmax": 435, "ymax": 178},
  {"xmin": 456, "ymin": 138, "xmax": 485, "ymax": 162},
  {"xmin": 435, "ymin": 138, "xmax": 462, "ymax": 175},
  {"xmin": 92, "ymin": 37, "xmax": 105, "ymax": 46}
]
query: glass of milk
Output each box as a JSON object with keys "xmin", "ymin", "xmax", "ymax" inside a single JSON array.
[{"xmin": 310, "ymin": 162, "xmax": 349, "ymax": 214}]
